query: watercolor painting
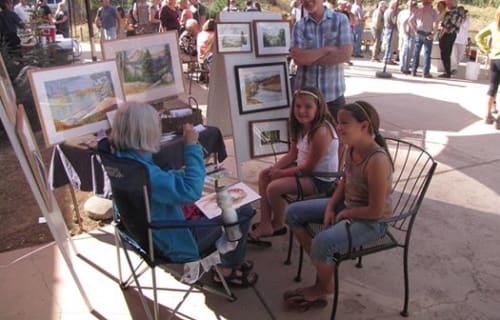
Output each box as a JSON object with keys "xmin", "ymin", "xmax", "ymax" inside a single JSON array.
[
  {"xmin": 253, "ymin": 20, "xmax": 291, "ymax": 56},
  {"xmin": 235, "ymin": 62, "xmax": 290, "ymax": 114},
  {"xmin": 29, "ymin": 60, "xmax": 124, "ymax": 146},
  {"xmin": 195, "ymin": 182, "xmax": 260, "ymax": 219},
  {"xmin": 249, "ymin": 118, "xmax": 290, "ymax": 158},
  {"xmin": 102, "ymin": 32, "xmax": 184, "ymax": 102},
  {"xmin": 216, "ymin": 23, "xmax": 252, "ymax": 53}
]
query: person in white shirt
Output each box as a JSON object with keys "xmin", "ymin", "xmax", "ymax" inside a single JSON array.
[
  {"xmin": 290, "ymin": 0, "xmax": 304, "ymax": 24},
  {"xmin": 14, "ymin": 0, "xmax": 31, "ymax": 23},
  {"xmin": 398, "ymin": 0, "xmax": 418, "ymax": 74},
  {"xmin": 223, "ymin": 0, "xmax": 240, "ymax": 12}
]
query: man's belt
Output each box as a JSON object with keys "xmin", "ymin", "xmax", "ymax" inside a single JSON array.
[{"xmin": 417, "ymin": 30, "xmax": 432, "ymax": 36}]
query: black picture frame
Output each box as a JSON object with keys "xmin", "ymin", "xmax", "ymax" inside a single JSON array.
[
  {"xmin": 234, "ymin": 62, "xmax": 290, "ymax": 115},
  {"xmin": 249, "ymin": 118, "xmax": 290, "ymax": 158}
]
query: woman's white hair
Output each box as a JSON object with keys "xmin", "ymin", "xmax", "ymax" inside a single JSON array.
[
  {"xmin": 110, "ymin": 102, "xmax": 161, "ymax": 153},
  {"xmin": 185, "ymin": 18, "xmax": 199, "ymax": 31}
]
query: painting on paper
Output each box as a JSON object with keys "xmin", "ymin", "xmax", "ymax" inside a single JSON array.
[
  {"xmin": 234, "ymin": 62, "xmax": 290, "ymax": 114},
  {"xmin": 29, "ymin": 60, "xmax": 124, "ymax": 146},
  {"xmin": 102, "ymin": 32, "xmax": 184, "ymax": 102}
]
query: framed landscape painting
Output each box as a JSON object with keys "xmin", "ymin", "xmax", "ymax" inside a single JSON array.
[
  {"xmin": 253, "ymin": 20, "xmax": 291, "ymax": 57},
  {"xmin": 234, "ymin": 62, "xmax": 290, "ymax": 114},
  {"xmin": 102, "ymin": 31, "xmax": 184, "ymax": 102},
  {"xmin": 216, "ymin": 22, "xmax": 252, "ymax": 53},
  {"xmin": 29, "ymin": 60, "xmax": 125, "ymax": 146},
  {"xmin": 249, "ymin": 118, "xmax": 290, "ymax": 158},
  {"xmin": 15, "ymin": 104, "xmax": 52, "ymax": 211},
  {"xmin": 0, "ymin": 55, "xmax": 17, "ymax": 124}
]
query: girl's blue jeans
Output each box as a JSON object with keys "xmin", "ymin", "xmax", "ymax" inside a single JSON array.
[{"xmin": 285, "ymin": 198, "xmax": 387, "ymax": 263}]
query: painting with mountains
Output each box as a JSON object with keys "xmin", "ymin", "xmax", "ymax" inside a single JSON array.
[{"xmin": 102, "ymin": 32, "xmax": 184, "ymax": 102}]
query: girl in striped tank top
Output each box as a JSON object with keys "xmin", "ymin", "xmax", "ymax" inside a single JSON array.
[{"xmin": 284, "ymin": 101, "xmax": 393, "ymax": 311}]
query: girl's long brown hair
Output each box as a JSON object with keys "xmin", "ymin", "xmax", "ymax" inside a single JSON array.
[
  {"xmin": 340, "ymin": 100, "xmax": 393, "ymax": 168},
  {"xmin": 289, "ymin": 87, "xmax": 334, "ymax": 142}
]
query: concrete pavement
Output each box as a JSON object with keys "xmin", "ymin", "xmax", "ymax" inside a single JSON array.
[{"xmin": 1, "ymin": 55, "xmax": 499, "ymax": 319}]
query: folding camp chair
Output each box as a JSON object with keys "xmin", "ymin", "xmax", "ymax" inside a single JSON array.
[{"xmin": 97, "ymin": 150, "xmax": 249, "ymax": 320}]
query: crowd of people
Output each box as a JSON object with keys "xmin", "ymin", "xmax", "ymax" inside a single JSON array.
[
  {"xmin": 333, "ymin": 0, "xmax": 469, "ymax": 79},
  {"xmin": 94, "ymin": 0, "xmax": 268, "ymax": 81},
  {"xmin": 0, "ymin": 0, "xmax": 71, "ymax": 50}
]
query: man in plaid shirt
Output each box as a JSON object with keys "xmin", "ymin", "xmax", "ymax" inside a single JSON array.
[
  {"xmin": 290, "ymin": 0, "xmax": 353, "ymax": 118},
  {"xmin": 438, "ymin": 0, "xmax": 461, "ymax": 78}
]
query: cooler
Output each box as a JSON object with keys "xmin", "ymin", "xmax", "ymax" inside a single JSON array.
[{"xmin": 38, "ymin": 25, "xmax": 56, "ymax": 43}]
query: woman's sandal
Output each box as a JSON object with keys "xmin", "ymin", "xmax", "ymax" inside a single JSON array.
[
  {"xmin": 247, "ymin": 233, "xmax": 273, "ymax": 248},
  {"xmin": 240, "ymin": 260, "xmax": 254, "ymax": 272},
  {"xmin": 251, "ymin": 223, "xmax": 288, "ymax": 237},
  {"xmin": 496, "ymin": 117, "xmax": 500, "ymax": 130},
  {"xmin": 284, "ymin": 294, "xmax": 328, "ymax": 312},
  {"xmin": 212, "ymin": 268, "xmax": 259, "ymax": 288},
  {"xmin": 283, "ymin": 288, "xmax": 305, "ymax": 301},
  {"xmin": 485, "ymin": 115, "xmax": 495, "ymax": 125}
]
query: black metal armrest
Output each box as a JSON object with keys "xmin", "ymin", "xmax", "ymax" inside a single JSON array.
[
  {"xmin": 150, "ymin": 213, "xmax": 253, "ymax": 230},
  {"xmin": 378, "ymin": 210, "xmax": 416, "ymax": 224},
  {"xmin": 334, "ymin": 211, "xmax": 412, "ymax": 260},
  {"xmin": 291, "ymin": 170, "xmax": 342, "ymax": 202}
]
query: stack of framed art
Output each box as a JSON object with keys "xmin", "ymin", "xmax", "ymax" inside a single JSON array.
[
  {"xmin": 0, "ymin": 55, "xmax": 92, "ymax": 312},
  {"xmin": 0, "ymin": 55, "xmax": 53, "ymax": 211},
  {"xmin": 207, "ymin": 12, "xmax": 292, "ymax": 179}
]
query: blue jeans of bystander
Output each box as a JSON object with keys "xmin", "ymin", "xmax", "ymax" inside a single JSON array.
[
  {"xmin": 383, "ymin": 28, "xmax": 394, "ymax": 62},
  {"xmin": 353, "ymin": 24, "xmax": 364, "ymax": 57},
  {"xmin": 399, "ymin": 34, "xmax": 415, "ymax": 73},
  {"xmin": 412, "ymin": 32, "xmax": 433, "ymax": 75}
]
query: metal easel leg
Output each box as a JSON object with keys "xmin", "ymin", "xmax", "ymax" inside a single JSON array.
[{"xmin": 68, "ymin": 184, "xmax": 84, "ymax": 232}]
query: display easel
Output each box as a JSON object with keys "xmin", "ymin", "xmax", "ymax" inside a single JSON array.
[
  {"xmin": 206, "ymin": 12, "xmax": 291, "ymax": 179},
  {"xmin": 0, "ymin": 101, "xmax": 92, "ymax": 312}
]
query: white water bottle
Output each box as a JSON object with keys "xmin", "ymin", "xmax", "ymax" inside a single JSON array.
[{"xmin": 216, "ymin": 186, "xmax": 242, "ymax": 242}]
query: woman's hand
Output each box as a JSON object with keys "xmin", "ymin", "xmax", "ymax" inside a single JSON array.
[{"xmin": 183, "ymin": 123, "xmax": 198, "ymax": 145}]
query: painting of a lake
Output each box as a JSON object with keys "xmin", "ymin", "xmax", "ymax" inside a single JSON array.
[
  {"xmin": 44, "ymin": 71, "xmax": 117, "ymax": 131},
  {"xmin": 244, "ymin": 71, "xmax": 283, "ymax": 106},
  {"xmin": 29, "ymin": 60, "xmax": 124, "ymax": 146},
  {"xmin": 235, "ymin": 62, "xmax": 290, "ymax": 114}
]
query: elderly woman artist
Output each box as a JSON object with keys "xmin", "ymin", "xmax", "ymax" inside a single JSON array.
[{"xmin": 109, "ymin": 102, "xmax": 258, "ymax": 287}]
